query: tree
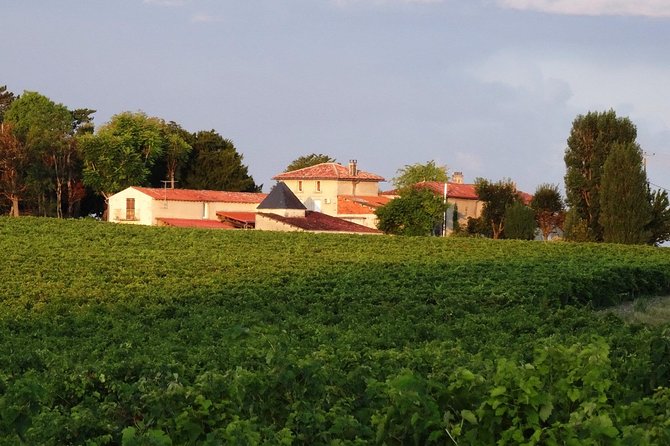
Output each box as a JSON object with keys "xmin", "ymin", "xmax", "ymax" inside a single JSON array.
[
  {"xmin": 80, "ymin": 112, "xmax": 165, "ymax": 203},
  {"xmin": 475, "ymin": 178, "xmax": 521, "ymax": 239},
  {"xmin": 285, "ymin": 153, "xmax": 335, "ymax": 172},
  {"xmin": 646, "ymin": 189, "xmax": 670, "ymax": 246},
  {"xmin": 183, "ymin": 130, "xmax": 259, "ymax": 192},
  {"xmin": 452, "ymin": 203, "xmax": 461, "ymax": 234},
  {"xmin": 0, "ymin": 124, "xmax": 27, "ymax": 216},
  {"xmin": 161, "ymin": 121, "xmax": 192, "ymax": 189},
  {"xmin": 375, "ymin": 188, "xmax": 448, "ymax": 236},
  {"xmin": 563, "ymin": 208, "xmax": 590, "ymax": 242},
  {"xmin": 0, "ymin": 85, "xmax": 16, "ymax": 124},
  {"xmin": 64, "ymin": 108, "xmax": 96, "ymax": 217},
  {"xmin": 599, "ymin": 142, "xmax": 651, "ymax": 244},
  {"xmin": 530, "ymin": 184, "xmax": 565, "ymax": 241},
  {"xmin": 564, "ymin": 110, "xmax": 638, "ymax": 241},
  {"xmin": 504, "ymin": 202, "xmax": 537, "ymax": 240},
  {"xmin": 4, "ymin": 91, "xmax": 73, "ymax": 217},
  {"xmin": 392, "ymin": 160, "xmax": 448, "ymax": 189}
]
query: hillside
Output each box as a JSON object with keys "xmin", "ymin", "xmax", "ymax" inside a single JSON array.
[{"xmin": 1, "ymin": 217, "xmax": 669, "ymax": 444}]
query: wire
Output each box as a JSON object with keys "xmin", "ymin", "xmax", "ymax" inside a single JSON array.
[{"xmin": 649, "ymin": 182, "xmax": 670, "ymax": 192}]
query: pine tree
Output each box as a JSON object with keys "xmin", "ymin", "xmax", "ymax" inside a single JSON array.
[{"xmin": 599, "ymin": 142, "xmax": 651, "ymax": 244}]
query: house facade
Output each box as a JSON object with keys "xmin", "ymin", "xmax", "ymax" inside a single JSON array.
[
  {"xmin": 272, "ymin": 161, "xmax": 390, "ymax": 228},
  {"xmin": 107, "ymin": 187, "xmax": 266, "ymax": 228},
  {"xmin": 255, "ymin": 182, "xmax": 381, "ymax": 234},
  {"xmin": 381, "ymin": 172, "xmax": 533, "ymax": 232}
]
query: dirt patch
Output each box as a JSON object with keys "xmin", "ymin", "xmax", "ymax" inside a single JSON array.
[{"xmin": 604, "ymin": 295, "xmax": 670, "ymax": 326}]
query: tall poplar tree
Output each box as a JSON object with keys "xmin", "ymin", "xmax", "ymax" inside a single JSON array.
[
  {"xmin": 599, "ymin": 142, "xmax": 651, "ymax": 244},
  {"xmin": 564, "ymin": 110, "xmax": 637, "ymax": 241}
]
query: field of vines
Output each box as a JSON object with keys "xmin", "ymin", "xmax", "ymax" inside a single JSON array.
[{"xmin": 1, "ymin": 217, "xmax": 670, "ymax": 445}]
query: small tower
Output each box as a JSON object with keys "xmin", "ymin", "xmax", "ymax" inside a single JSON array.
[{"xmin": 257, "ymin": 182, "xmax": 307, "ymax": 217}]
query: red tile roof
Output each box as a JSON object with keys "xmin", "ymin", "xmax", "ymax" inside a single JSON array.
[
  {"xmin": 133, "ymin": 187, "xmax": 267, "ymax": 203},
  {"xmin": 157, "ymin": 218, "xmax": 238, "ymax": 229},
  {"xmin": 382, "ymin": 181, "xmax": 532, "ymax": 203},
  {"xmin": 518, "ymin": 191, "xmax": 533, "ymax": 205},
  {"xmin": 273, "ymin": 163, "xmax": 385, "ymax": 182},
  {"xmin": 216, "ymin": 212, "xmax": 257, "ymax": 225},
  {"xmin": 338, "ymin": 195, "xmax": 392, "ymax": 214},
  {"xmin": 259, "ymin": 211, "xmax": 381, "ymax": 234}
]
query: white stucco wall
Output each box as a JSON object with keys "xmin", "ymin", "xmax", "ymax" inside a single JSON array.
[
  {"xmin": 108, "ymin": 187, "xmax": 262, "ymax": 226},
  {"xmin": 108, "ymin": 187, "xmax": 154, "ymax": 225}
]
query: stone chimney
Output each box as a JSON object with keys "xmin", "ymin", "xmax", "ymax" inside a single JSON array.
[
  {"xmin": 452, "ymin": 171, "xmax": 464, "ymax": 184},
  {"xmin": 349, "ymin": 159, "xmax": 358, "ymax": 176}
]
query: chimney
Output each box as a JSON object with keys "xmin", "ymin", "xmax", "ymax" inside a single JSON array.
[
  {"xmin": 349, "ymin": 159, "xmax": 358, "ymax": 176},
  {"xmin": 452, "ymin": 171, "xmax": 464, "ymax": 184}
]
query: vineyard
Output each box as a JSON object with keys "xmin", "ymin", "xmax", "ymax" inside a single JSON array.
[{"xmin": 1, "ymin": 217, "xmax": 670, "ymax": 445}]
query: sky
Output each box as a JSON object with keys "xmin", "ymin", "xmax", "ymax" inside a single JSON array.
[{"xmin": 2, "ymin": 0, "xmax": 670, "ymax": 194}]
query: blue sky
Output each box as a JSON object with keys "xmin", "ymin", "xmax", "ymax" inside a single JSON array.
[{"xmin": 2, "ymin": 0, "xmax": 669, "ymax": 194}]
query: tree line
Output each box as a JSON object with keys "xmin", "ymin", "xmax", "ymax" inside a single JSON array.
[
  {"xmin": 373, "ymin": 111, "xmax": 669, "ymax": 246},
  {"xmin": 0, "ymin": 85, "xmax": 259, "ymax": 218}
]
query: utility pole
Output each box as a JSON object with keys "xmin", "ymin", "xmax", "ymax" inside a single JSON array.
[
  {"xmin": 642, "ymin": 151, "xmax": 655, "ymax": 172},
  {"xmin": 442, "ymin": 180, "xmax": 448, "ymax": 237}
]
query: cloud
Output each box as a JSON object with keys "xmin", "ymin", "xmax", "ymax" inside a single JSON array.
[{"xmin": 496, "ymin": 0, "xmax": 670, "ymax": 18}]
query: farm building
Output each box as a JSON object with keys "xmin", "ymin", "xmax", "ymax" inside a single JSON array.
[
  {"xmin": 272, "ymin": 160, "xmax": 391, "ymax": 228},
  {"xmin": 255, "ymin": 182, "xmax": 381, "ymax": 234},
  {"xmin": 107, "ymin": 187, "xmax": 266, "ymax": 229}
]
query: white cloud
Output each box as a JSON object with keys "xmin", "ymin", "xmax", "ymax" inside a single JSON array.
[
  {"xmin": 472, "ymin": 47, "xmax": 670, "ymax": 188},
  {"xmin": 496, "ymin": 0, "xmax": 670, "ymax": 17}
]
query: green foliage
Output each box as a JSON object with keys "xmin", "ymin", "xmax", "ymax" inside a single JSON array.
[
  {"xmin": 4, "ymin": 91, "xmax": 72, "ymax": 147},
  {"xmin": 182, "ymin": 130, "xmax": 259, "ymax": 192},
  {"xmin": 530, "ymin": 184, "xmax": 565, "ymax": 240},
  {"xmin": 451, "ymin": 202, "xmax": 461, "ymax": 234},
  {"xmin": 564, "ymin": 110, "xmax": 638, "ymax": 241},
  {"xmin": 3, "ymin": 91, "xmax": 76, "ymax": 217},
  {"xmin": 564, "ymin": 207, "xmax": 591, "ymax": 242},
  {"xmin": 504, "ymin": 202, "xmax": 536, "ymax": 240},
  {"xmin": 392, "ymin": 160, "xmax": 448, "ymax": 189},
  {"xmin": 0, "ymin": 85, "xmax": 16, "ymax": 123},
  {"xmin": 80, "ymin": 112, "xmax": 165, "ymax": 200},
  {"xmin": 475, "ymin": 177, "xmax": 521, "ymax": 239},
  {"xmin": 285, "ymin": 153, "xmax": 336, "ymax": 172},
  {"xmin": 0, "ymin": 218, "xmax": 670, "ymax": 443},
  {"xmin": 375, "ymin": 187, "xmax": 447, "ymax": 236},
  {"xmin": 646, "ymin": 189, "xmax": 670, "ymax": 246},
  {"xmin": 465, "ymin": 216, "xmax": 492, "ymax": 237},
  {"xmin": 600, "ymin": 142, "xmax": 651, "ymax": 244},
  {"xmin": 0, "ymin": 124, "xmax": 27, "ymax": 216},
  {"xmin": 80, "ymin": 133, "xmax": 149, "ymax": 200},
  {"xmin": 161, "ymin": 121, "xmax": 192, "ymax": 188}
]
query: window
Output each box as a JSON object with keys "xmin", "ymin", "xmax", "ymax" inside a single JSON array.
[
  {"xmin": 316, "ymin": 181, "xmax": 321, "ymax": 192},
  {"xmin": 126, "ymin": 198, "xmax": 136, "ymax": 220},
  {"xmin": 298, "ymin": 181, "xmax": 303, "ymax": 192}
]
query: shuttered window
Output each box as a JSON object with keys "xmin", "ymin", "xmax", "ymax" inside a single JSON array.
[{"xmin": 126, "ymin": 198, "xmax": 135, "ymax": 220}]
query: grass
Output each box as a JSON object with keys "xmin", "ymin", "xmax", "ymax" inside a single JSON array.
[{"xmin": 605, "ymin": 295, "xmax": 670, "ymax": 326}]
